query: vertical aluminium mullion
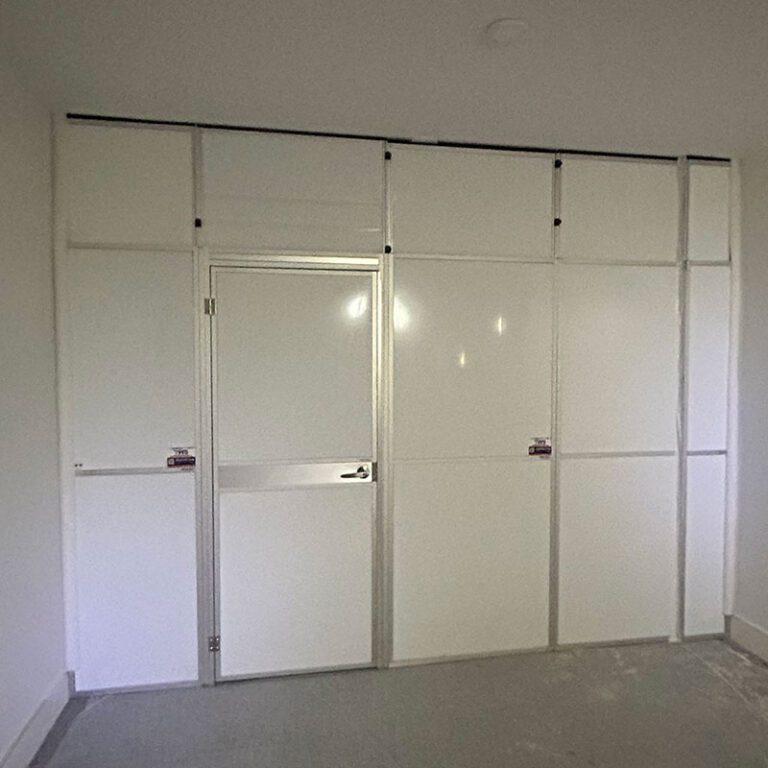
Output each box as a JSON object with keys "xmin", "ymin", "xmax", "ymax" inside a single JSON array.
[
  {"xmin": 549, "ymin": 153, "xmax": 562, "ymax": 648},
  {"xmin": 192, "ymin": 128, "xmax": 216, "ymax": 686},
  {"xmin": 377, "ymin": 142, "xmax": 395, "ymax": 667},
  {"xmin": 675, "ymin": 157, "xmax": 691, "ymax": 642}
]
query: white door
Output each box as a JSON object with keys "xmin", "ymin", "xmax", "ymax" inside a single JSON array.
[{"xmin": 211, "ymin": 267, "xmax": 377, "ymax": 679}]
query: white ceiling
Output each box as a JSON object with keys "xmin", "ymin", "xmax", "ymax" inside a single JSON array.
[{"xmin": 1, "ymin": 0, "xmax": 767, "ymax": 157}]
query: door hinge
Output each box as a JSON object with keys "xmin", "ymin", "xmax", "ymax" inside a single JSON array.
[
  {"xmin": 194, "ymin": 217, "xmax": 202, "ymax": 228},
  {"xmin": 204, "ymin": 297, "xmax": 217, "ymax": 316},
  {"xmin": 208, "ymin": 635, "xmax": 221, "ymax": 653},
  {"xmin": 554, "ymin": 217, "xmax": 562, "ymax": 227},
  {"xmin": 554, "ymin": 159, "xmax": 563, "ymax": 169}
]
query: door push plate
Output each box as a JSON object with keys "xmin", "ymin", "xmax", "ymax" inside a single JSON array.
[{"xmin": 528, "ymin": 438, "xmax": 552, "ymax": 457}]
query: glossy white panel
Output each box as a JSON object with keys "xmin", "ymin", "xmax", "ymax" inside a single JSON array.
[
  {"xmin": 219, "ymin": 486, "xmax": 373, "ymax": 676},
  {"xmin": 393, "ymin": 460, "xmax": 550, "ymax": 661},
  {"xmin": 74, "ymin": 473, "xmax": 198, "ymax": 690},
  {"xmin": 66, "ymin": 250, "xmax": 196, "ymax": 469},
  {"xmin": 687, "ymin": 266, "xmax": 731, "ymax": 451},
  {"xmin": 200, "ymin": 131, "xmax": 384, "ymax": 253},
  {"xmin": 685, "ymin": 455, "xmax": 726, "ymax": 636},
  {"xmin": 688, "ymin": 164, "xmax": 730, "ymax": 262},
  {"xmin": 559, "ymin": 265, "xmax": 679, "ymax": 453},
  {"xmin": 214, "ymin": 269, "xmax": 373, "ymax": 462},
  {"xmin": 394, "ymin": 260, "xmax": 552, "ymax": 459},
  {"xmin": 62, "ymin": 123, "xmax": 193, "ymax": 246},
  {"xmin": 390, "ymin": 146, "xmax": 553, "ymax": 259},
  {"xmin": 559, "ymin": 456, "xmax": 677, "ymax": 644},
  {"xmin": 559, "ymin": 158, "xmax": 678, "ymax": 263}
]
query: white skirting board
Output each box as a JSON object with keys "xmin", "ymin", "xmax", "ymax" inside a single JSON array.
[
  {"xmin": 0, "ymin": 672, "xmax": 69, "ymax": 768},
  {"xmin": 728, "ymin": 615, "xmax": 768, "ymax": 663}
]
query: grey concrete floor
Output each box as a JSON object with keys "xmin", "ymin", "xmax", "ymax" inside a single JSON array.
[{"xmin": 34, "ymin": 640, "xmax": 768, "ymax": 768}]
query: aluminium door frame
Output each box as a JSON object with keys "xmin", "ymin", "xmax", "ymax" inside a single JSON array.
[{"xmin": 198, "ymin": 253, "xmax": 388, "ymax": 684}]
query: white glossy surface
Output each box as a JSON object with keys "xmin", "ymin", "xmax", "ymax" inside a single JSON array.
[
  {"xmin": 393, "ymin": 259, "xmax": 552, "ymax": 459},
  {"xmin": 74, "ymin": 473, "xmax": 198, "ymax": 690},
  {"xmin": 559, "ymin": 158, "xmax": 678, "ymax": 263},
  {"xmin": 687, "ymin": 266, "xmax": 731, "ymax": 451},
  {"xmin": 558, "ymin": 265, "xmax": 679, "ymax": 453},
  {"xmin": 685, "ymin": 455, "xmax": 726, "ymax": 636},
  {"xmin": 393, "ymin": 460, "xmax": 550, "ymax": 661},
  {"xmin": 62, "ymin": 123, "xmax": 193, "ymax": 246},
  {"xmin": 200, "ymin": 131, "xmax": 384, "ymax": 253},
  {"xmin": 66, "ymin": 250, "xmax": 196, "ymax": 469},
  {"xmin": 390, "ymin": 146, "xmax": 553, "ymax": 259},
  {"xmin": 219, "ymin": 486, "xmax": 373, "ymax": 676},
  {"xmin": 688, "ymin": 164, "xmax": 731, "ymax": 262},
  {"xmin": 558, "ymin": 456, "xmax": 677, "ymax": 644},
  {"xmin": 214, "ymin": 269, "xmax": 374, "ymax": 462}
]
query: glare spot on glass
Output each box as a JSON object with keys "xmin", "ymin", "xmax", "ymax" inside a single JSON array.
[
  {"xmin": 496, "ymin": 315, "xmax": 507, "ymax": 336},
  {"xmin": 394, "ymin": 296, "xmax": 411, "ymax": 331},
  {"xmin": 346, "ymin": 293, "xmax": 369, "ymax": 320},
  {"xmin": 457, "ymin": 350, "xmax": 467, "ymax": 368}
]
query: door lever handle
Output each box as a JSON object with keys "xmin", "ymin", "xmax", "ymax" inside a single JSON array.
[{"xmin": 341, "ymin": 466, "xmax": 370, "ymax": 480}]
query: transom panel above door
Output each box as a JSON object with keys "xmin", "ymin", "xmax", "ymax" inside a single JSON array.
[
  {"xmin": 199, "ymin": 131, "xmax": 385, "ymax": 254},
  {"xmin": 210, "ymin": 266, "xmax": 378, "ymax": 679}
]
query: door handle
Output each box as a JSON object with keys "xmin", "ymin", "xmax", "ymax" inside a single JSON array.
[{"xmin": 340, "ymin": 465, "xmax": 370, "ymax": 480}]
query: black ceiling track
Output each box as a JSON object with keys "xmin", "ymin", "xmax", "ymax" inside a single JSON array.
[{"xmin": 65, "ymin": 112, "xmax": 731, "ymax": 164}]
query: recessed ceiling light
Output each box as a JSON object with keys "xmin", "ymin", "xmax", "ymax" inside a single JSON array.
[{"xmin": 484, "ymin": 18, "xmax": 529, "ymax": 46}]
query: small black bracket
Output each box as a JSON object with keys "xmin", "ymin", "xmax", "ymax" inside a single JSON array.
[
  {"xmin": 384, "ymin": 244, "xmax": 392, "ymax": 254},
  {"xmin": 194, "ymin": 217, "xmax": 202, "ymax": 228},
  {"xmin": 554, "ymin": 159, "xmax": 563, "ymax": 168},
  {"xmin": 384, "ymin": 150, "xmax": 392, "ymax": 160},
  {"xmin": 554, "ymin": 218, "xmax": 562, "ymax": 227}
]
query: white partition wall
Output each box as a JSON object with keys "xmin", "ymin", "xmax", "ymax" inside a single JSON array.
[
  {"xmin": 390, "ymin": 146, "xmax": 553, "ymax": 259},
  {"xmin": 57, "ymin": 122, "xmax": 735, "ymax": 687},
  {"xmin": 61, "ymin": 123, "xmax": 194, "ymax": 248},
  {"xmin": 199, "ymin": 131, "xmax": 385, "ymax": 253},
  {"xmin": 390, "ymin": 145, "xmax": 554, "ymax": 662},
  {"xmin": 559, "ymin": 157, "xmax": 678, "ymax": 263},
  {"xmin": 64, "ymin": 250, "xmax": 196, "ymax": 469},
  {"xmin": 58, "ymin": 122, "xmax": 199, "ymax": 691},
  {"xmin": 683, "ymin": 161, "xmax": 731, "ymax": 637},
  {"xmin": 558, "ymin": 264, "xmax": 679, "ymax": 454},
  {"xmin": 685, "ymin": 456, "xmax": 726, "ymax": 636},
  {"xmin": 556, "ymin": 156, "xmax": 681, "ymax": 645},
  {"xmin": 559, "ymin": 457, "xmax": 677, "ymax": 643},
  {"xmin": 73, "ymin": 473, "xmax": 198, "ymax": 690},
  {"xmin": 687, "ymin": 266, "xmax": 731, "ymax": 452},
  {"xmin": 688, "ymin": 164, "xmax": 731, "ymax": 263}
]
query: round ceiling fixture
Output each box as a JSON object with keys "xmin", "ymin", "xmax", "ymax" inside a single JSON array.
[{"xmin": 484, "ymin": 18, "xmax": 529, "ymax": 46}]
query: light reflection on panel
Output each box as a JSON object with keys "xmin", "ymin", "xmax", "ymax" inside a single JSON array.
[
  {"xmin": 685, "ymin": 455, "xmax": 726, "ymax": 636},
  {"xmin": 559, "ymin": 456, "xmax": 677, "ymax": 644},
  {"xmin": 393, "ymin": 460, "xmax": 550, "ymax": 660},
  {"xmin": 214, "ymin": 269, "xmax": 374, "ymax": 463},
  {"xmin": 393, "ymin": 259, "xmax": 553, "ymax": 459}
]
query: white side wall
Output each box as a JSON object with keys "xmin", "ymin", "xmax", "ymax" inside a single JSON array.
[
  {"xmin": 734, "ymin": 152, "xmax": 768, "ymax": 655},
  {"xmin": 0, "ymin": 65, "xmax": 67, "ymax": 766}
]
